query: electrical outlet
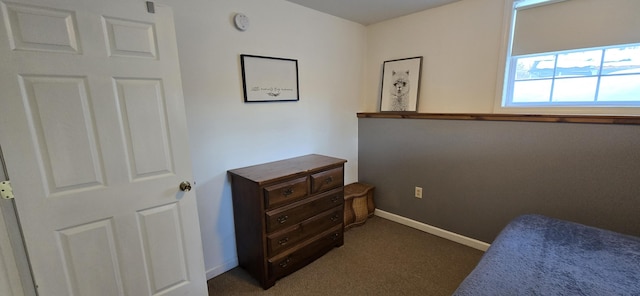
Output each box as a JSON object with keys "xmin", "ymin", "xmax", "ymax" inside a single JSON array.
[{"xmin": 415, "ymin": 186, "xmax": 423, "ymax": 198}]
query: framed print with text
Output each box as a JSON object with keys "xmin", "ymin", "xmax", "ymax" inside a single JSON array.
[{"xmin": 241, "ymin": 54, "xmax": 299, "ymax": 102}]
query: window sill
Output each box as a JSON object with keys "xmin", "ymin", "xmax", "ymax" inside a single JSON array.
[{"xmin": 356, "ymin": 112, "xmax": 640, "ymax": 125}]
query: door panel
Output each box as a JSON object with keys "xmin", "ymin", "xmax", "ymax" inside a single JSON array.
[
  {"xmin": 2, "ymin": 2, "xmax": 81, "ymax": 54},
  {"xmin": 19, "ymin": 75, "xmax": 105, "ymax": 193},
  {"xmin": 115, "ymin": 78, "xmax": 174, "ymax": 179},
  {"xmin": 103, "ymin": 16, "xmax": 157, "ymax": 59},
  {"xmin": 0, "ymin": 1, "xmax": 206, "ymax": 295},
  {"xmin": 57, "ymin": 219, "xmax": 124, "ymax": 296},
  {"xmin": 138, "ymin": 203, "xmax": 188, "ymax": 294}
]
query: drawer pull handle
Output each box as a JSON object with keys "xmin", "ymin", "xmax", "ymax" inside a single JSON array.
[
  {"xmin": 278, "ymin": 237, "xmax": 289, "ymax": 245},
  {"xmin": 324, "ymin": 176, "xmax": 334, "ymax": 184},
  {"xmin": 279, "ymin": 258, "xmax": 291, "ymax": 268},
  {"xmin": 282, "ymin": 187, "xmax": 294, "ymax": 196},
  {"xmin": 277, "ymin": 215, "xmax": 289, "ymax": 224},
  {"xmin": 331, "ymin": 233, "xmax": 340, "ymax": 241},
  {"xmin": 330, "ymin": 215, "xmax": 339, "ymax": 222},
  {"xmin": 331, "ymin": 196, "xmax": 339, "ymax": 203}
]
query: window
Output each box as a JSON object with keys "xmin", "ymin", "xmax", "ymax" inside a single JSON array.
[
  {"xmin": 508, "ymin": 44, "xmax": 640, "ymax": 106},
  {"xmin": 500, "ymin": 0, "xmax": 640, "ymax": 110}
]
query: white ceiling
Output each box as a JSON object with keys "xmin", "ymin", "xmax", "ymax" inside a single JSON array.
[{"xmin": 285, "ymin": 0, "xmax": 463, "ymax": 25}]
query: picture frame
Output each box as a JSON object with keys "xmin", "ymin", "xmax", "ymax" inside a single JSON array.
[
  {"xmin": 380, "ymin": 56, "xmax": 422, "ymax": 112},
  {"xmin": 240, "ymin": 54, "xmax": 299, "ymax": 102}
]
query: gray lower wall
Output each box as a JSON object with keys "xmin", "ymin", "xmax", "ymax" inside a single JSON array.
[{"xmin": 358, "ymin": 118, "xmax": 640, "ymax": 243}]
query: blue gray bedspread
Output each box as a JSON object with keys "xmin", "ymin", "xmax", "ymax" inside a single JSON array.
[{"xmin": 454, "ymin": 214, "xmax": 640, "ymax": 295}]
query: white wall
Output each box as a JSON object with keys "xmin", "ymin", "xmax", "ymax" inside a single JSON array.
[
  {"xmin": 362, "ymin": 0, "xmax": 506, "ymax": 113},
  {"xmin": 160, "ymin": 0, "xmax": 365, "ymax": 279},
  {"xmin": 363, "ymin": 0, "xmax": 640, "ymax": 115}
]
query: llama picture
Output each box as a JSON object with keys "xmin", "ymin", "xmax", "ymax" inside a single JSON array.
[
  {"xmin": 380, "ymin": 57, "xmax": 422, "ymax": 112},
  {"xmin": 389, "ymin": 70, "xmax": 410, "ymax": 111}
]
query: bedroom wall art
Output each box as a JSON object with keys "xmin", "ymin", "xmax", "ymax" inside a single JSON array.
[
  {"xmin": 380, "ymin": 56, "xmax": 422, "ymax": 112},
  {"xmin": 240, "ymin": 54, "xmax": 299, "ymax": 102}
]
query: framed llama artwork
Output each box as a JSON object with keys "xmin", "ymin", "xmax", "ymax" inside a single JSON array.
[{"xmin": 380, "ymin": 56, "xmax": 422, "ymax": 112}]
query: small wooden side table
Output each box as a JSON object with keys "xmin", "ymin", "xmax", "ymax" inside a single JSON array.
[{"xmin": 343, "ymin": 182, "xmax": 375, "ymax": 230}]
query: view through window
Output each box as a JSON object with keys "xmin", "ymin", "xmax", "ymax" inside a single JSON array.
[{"xmin": 507, "ymin": 44, "xmax": 640, "ymax": 106}]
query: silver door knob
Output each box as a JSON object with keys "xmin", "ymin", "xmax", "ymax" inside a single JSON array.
[{"xmin": 179, "ymin": 181, "xmax": 192, "ymax": 192}]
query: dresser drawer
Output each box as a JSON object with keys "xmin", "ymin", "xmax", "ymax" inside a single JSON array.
[
  {"xmin": 264, "ymin": 177, "xmax": 308, "ymax": 209},
  {"xmin": 265, "ymin": 188, "xmax": 343, "ymax": 233},
  {"xmin": 267, "ymin": 206, "xmax": 342, "ymax": 256},
  {"xmin": 310, "ymin": 167, "xmax": 344, "ymax": 194},
  {"xmin": 268, "ymin": 224, "xmax": 343, "ymax": 280}
]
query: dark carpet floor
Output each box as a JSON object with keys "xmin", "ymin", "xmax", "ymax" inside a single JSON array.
[{"xmin": 207, "ymin": 216, "xmax": 484, "ymax": 296}]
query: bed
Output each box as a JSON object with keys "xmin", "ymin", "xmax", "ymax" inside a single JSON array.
[{"xmin": 454, "ymin": 214, "xmax": 640, "ymax": 295}]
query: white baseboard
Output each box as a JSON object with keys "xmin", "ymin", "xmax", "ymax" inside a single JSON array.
[
  {"xmin": 374, "ymin": 209, "xmax": 490, "ymax": 252},
  {"xmin": 206, "ymin": 258, "xmax": 238, "ymax": 280}
]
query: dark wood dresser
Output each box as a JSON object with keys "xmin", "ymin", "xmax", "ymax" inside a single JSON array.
[{"xmin": 228, "ymin": 154, "xmax": 347, "ymax": 289}]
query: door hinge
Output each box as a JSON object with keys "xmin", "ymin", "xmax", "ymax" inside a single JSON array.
[
  {"xmin": 0, "ymin": 181, "xmax": 14, "ymax": 200},
  {"xmin": 146, "ymin": 1, "xmax": 155, "ymax": 13}
]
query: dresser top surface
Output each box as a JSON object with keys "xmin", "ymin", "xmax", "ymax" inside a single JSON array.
[{"xmin": 228, "ymin": 154, "xmax": 347, "ymax": 184}]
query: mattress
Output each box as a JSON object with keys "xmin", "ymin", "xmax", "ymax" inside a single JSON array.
[{"xmin": 454, "ymin": 214, "xmax": 640, "ymax": 295}]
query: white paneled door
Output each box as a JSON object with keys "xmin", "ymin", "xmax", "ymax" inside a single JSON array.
[{"xmin": 0, "ymin": 0, "xmax": 207, "ymax": 295}]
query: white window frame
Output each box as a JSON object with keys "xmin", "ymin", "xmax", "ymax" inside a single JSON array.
[{"xmin": 493, "ymin": 0, "xmax": 640, "ymax": 115}]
